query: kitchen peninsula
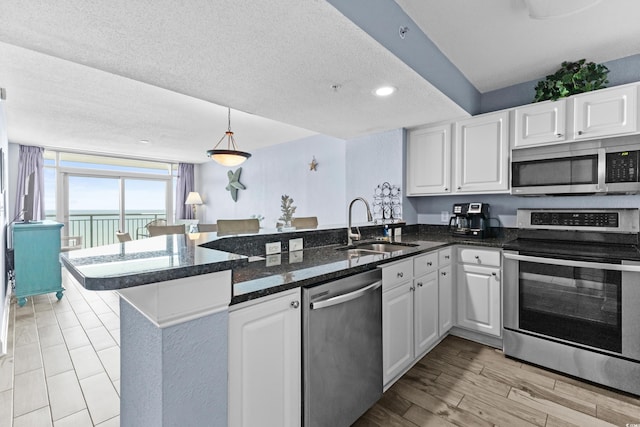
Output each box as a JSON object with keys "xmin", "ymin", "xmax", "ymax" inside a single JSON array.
[{"xmin": 60, "ymin": 226, "xmax": 508, "ymax": 426}]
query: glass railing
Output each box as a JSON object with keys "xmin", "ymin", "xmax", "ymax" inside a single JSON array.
[{"xmin": 46, "ymin": 213, "xmax": 167, "ymax": 248}]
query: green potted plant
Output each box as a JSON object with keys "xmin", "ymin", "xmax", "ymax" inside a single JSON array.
[
  {"xmin": 279, "ymin": 194, "xmax": 297, "ymax": 228},
  {"xmin": 534, "ymin": 59, "xmax": 609, "ymax": 102}
]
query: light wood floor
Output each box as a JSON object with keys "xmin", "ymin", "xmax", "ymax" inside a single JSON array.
[
  {"xmin": 355, "ymin": 335, "xmax": 640, "ymax": 427},
  {"xmin": 2, "ymin": 271, "xmax": 640, "ymax": 426}
]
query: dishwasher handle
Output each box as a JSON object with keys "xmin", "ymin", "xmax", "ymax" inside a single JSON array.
[{"xmin": 310, "ymin": 280, "xmax": 382, "ymax": 310}]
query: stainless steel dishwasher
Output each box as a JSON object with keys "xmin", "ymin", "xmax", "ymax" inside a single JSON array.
[{"xmin": 302, "ymin": 269, "xmax": 383, "ymax": 427}]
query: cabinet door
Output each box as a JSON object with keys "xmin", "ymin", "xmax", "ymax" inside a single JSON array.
[
  {"xmin": 382, "ymin": 281, "xmax": 414, "ymax": 386},
  {"xmin": 574, "ymin": 85, "xmax": 638, "ymax": 140},
  {"xmin": 454, "ymin": 111, "xmax": 509, "ymax": 193},
  {"xmin": 407, "ymin": 124, "xmax": 452, "ymax": 195},
  {"xmin": 456, "ymin": 264, "xmax": 501, "ymax": 337},
  {"xmin": 514, "ymin": 100, "xmax": 567, "ymax": 148},
  {"xmin": 414, "ymin": 272, "xmax": 438, "ymax": 357},
  {"xmin": 229, "ymin": 289, "xmax": 301, "ymax": 427},
  {"xmin": 438, "ymin": 264, "xmax": 453, "ymax": 336}
]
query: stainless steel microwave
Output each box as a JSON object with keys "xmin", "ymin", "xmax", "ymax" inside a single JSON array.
[{"xmin": 511, "ymin": 137, "xmax": 640, "ymax": 195}]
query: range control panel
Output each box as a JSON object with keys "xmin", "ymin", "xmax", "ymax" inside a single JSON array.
[{"xmin": 530, "ymin": 212, "xmax": 619, "ymax": 228}]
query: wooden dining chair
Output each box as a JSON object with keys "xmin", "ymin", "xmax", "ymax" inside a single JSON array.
[
  {"xmin": 196, "ymin": 223, "xmax": 218, "ymax": 232},
  {"xmin": 116, "ymin": 231, "xmax": 132, "ymax": 242},
  {"xmin": 291, "ymin": 216, "xmax": 318, "ymax": 229},
  {"xmin": 148, "ymin": 225, "xmax": 186, "ymax": 237},
  {"xmin": 216, "ymin": 219, "xmax": 259, "ymax": 236}
]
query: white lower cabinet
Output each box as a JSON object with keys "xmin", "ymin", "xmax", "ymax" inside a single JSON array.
[
  {"xmin": 382, "ymin": 248, "xmax": 453, "ymax": 387},
  {"xmin": 413, "ymin": 271, "xmax": 439, "ymax": 356},
  {"xmin": 382, "ymin": 280, "xmax": 414, "ymax": 385},
  {"xmin": 456, "ymin": 247, "xmax": 502, "ymax": 337},
  {"xmin": 228, "ymin": 288, "xmax": 301, "ymax": 427},
  {"xmin": 438, "ymin": 264, "xmax": 453, "ymax": 336}
]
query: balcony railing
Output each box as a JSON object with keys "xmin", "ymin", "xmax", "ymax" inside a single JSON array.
[{"xmin": 47, "ymin": 213, "xmax": 167, "ymax": 248}]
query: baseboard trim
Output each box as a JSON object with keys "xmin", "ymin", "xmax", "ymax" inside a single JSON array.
[{"xmin": 0, "ymin": 287, "xmax": 11, "ymax": 356}]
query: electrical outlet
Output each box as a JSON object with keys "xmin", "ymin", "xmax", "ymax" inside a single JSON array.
[
  {"xmin": 289, "ymin": 238, "xmax": 303, "ymax": 252},
  {"xmin": 265, "ymin": 242, "xmax": 281, "ymax": 255},
  {"xmin": 441, "ymin": 211, "xmax": 450, "ymax": 223}
]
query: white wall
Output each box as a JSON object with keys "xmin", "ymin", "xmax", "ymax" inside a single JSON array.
[
  {"xmin": 197, "ymin": 134, "xmax": 347, "ymax": 228},
  {"xmin": 197, "ymin": 129, "xmax": 410, "ymax": 229}
]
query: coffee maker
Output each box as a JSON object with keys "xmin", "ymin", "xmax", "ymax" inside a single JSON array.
[{"xmin": 448, "ymin": 203, "xmax": 491, "ymax": 238}]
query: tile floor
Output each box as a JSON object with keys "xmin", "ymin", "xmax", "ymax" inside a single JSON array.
[{"xmin": 0, "ymin": 269, "xmax": 120, "ymax": 426}]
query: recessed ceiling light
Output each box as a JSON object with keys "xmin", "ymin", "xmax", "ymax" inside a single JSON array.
[{"xmin": 374, "ymin": 86, "xmax": 397, "ymax": 97}]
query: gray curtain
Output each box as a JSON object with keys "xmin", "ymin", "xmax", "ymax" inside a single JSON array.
[
  {"xmin": 13, "ymin": 145, "xmax": 45, "ymax": 221},
  {"xmin": 175, "ymin": 163, "xmax": 195, "ymax": 220}
]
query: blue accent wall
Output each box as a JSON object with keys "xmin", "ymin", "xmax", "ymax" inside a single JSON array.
[{"xmin": 326, "ymin": 0, "xmax": 481, "ymax": 115}]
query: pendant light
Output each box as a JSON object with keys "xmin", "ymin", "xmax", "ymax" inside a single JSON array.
[{"xmin": 207, "ymin": 107, "xmax": 252, "ymax": 166}]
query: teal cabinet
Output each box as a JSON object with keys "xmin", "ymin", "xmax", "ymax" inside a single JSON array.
[{"xmin": 12, "ymin": 221, "xmax": 64, "ymax": 307}]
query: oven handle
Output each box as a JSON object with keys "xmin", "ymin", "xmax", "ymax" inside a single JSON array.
[
  {"xmin": 503, "ymin": 252, "xmax": 640, "ymax": 272},
  {"xmin": 310, "ymin": 280, "xmax": 382, "ymax": 310}
]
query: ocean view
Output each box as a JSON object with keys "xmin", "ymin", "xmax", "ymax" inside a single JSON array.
[{"xmin": 47, "ymin": 210, "xmax": 166, "ymax": 248}]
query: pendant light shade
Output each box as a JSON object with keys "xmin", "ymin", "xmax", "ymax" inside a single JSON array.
[{"xmin": 207, "ymin": 108, "xmax": 251, "ymax": 166}]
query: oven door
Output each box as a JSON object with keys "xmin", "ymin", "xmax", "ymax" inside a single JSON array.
[{"xmin": 504, "ymin": 251, "xmax": 640, "ymax": 361}]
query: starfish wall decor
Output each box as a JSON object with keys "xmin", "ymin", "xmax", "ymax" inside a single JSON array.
[{"xmin": 225, "ymin": 167, "xmax": 246, "ymax": 202}]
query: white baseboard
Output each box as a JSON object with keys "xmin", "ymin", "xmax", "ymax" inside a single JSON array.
[{"xmin": 0, "ymin": 287, "xmax": 11, "ymax": 356}]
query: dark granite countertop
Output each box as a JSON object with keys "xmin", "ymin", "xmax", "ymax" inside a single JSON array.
[{"xmin": 60, "ymin": 224, "xmax": 515, "ymax": 304}]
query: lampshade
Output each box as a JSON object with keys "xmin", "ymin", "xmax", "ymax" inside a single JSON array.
[
  {"xmin": 185, "ymin": 192, "xmax": 203, "ymax": 205},
  {"xmin": 207, "ymin": 108, "xmax": 252, "ymax": 166}
]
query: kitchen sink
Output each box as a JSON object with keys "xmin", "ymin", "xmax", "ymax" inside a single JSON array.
[{"xmin": 336, "ymin": 241, "xmax": 419, "ymax": 254}]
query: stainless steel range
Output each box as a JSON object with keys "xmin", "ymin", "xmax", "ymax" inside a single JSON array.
[{"xmin": 503, "ymin": 209, "xmax": 640, "ymax": 395}]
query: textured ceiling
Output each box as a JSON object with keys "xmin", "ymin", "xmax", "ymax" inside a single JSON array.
[
  {"xmin": 395, "ymin": 0, "xmax": 640, "ymax": 93},
  {"xmin": 2, "ymin": 0, "xmax": 639, "ymax": 164},
  {"xmin": 0, "ymin": 0, "xmax": 466, "ymax": 163}
]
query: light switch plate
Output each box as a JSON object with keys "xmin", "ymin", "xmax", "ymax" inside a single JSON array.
[
  {"xmin": 441, "ymin": 211, "xmax": 450, "ymax": 223},
  {"xmin": 265, "ymin": 242, "xmax": 281, "ymax": 255},
  {"xmin": 289, "ymin": 238, "xmax": 303, "ymax": 252}
]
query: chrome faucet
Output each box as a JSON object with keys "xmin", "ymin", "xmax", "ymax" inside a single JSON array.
[{"xmin": 348, "ymin": 197, "xmax": 373, "ymax": 246}]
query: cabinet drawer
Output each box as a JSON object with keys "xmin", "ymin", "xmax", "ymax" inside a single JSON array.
[
  {"xmin": 458, "ymin": 247, "xmax": 501, "ymax": 267},
  {"xmin": 414, "ymin": 252, "xmax": 438, "ymax": 277},
  {"xmin": 438, "ymin": 247, "xmax": 453, "ymax": 266},
  {"xmin": 382, "ymin": 259, "xmax": 413, "ymax": 291}
]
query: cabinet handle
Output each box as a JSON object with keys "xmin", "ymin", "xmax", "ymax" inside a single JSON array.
[
  {"xmin": 410, "ymin": 286, "xmax": 415, "ymax": 291},
  {"xmin": 556, "ymin": 133, "xmax": 563, "ymax": 138},
  {"xmin": 444, "ymin": 255, "xmax": 450, "ymax": 259},
  {"xmin": 441, "ymin": 272, "xmax": 447, "ymax": 276},
  {"xmin": 417, "ymin": 282, "xmax": 423, "ymax": 287},
  {"xmin": 290, "ymin": 300, "xmax": 300, "ymax": 309},
  {"xmin": 578, "ymin": 130, "xmax": 584, "ymax": 135},
  {"xmin": 427, "ymin": 261, "xmax": 432, "ymax": 266},
  {"xmin": 457, "ymin": 186, "xmax": 462, "ymax": 190},
  {"xmin": 444, "ymin": 187, "xmax": 449, "ymax": 191},
  {"xmin": 397, "ymin": 272, "xmax": 404, "ymax": 278},
  {"xmin": 474, "ymin": 255, "xmax": 480, "ymax": 260}
]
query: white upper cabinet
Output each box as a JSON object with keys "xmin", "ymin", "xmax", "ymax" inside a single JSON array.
[
  {"xmin": 573, "ymin": 84, "xmax": 638, "ymax": 140},
  {"xmin": 407, "ymin": 124, "xmax": 452, "ymax": 195},
  {"xmin": 454, "ymin": 111, "xmax": 510, "ymax": 193},
  {"xmin": 513, "ymin": 99, "xmax": 567, "ymax": 148}
]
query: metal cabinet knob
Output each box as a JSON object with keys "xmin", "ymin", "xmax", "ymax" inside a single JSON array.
[
  {"xmin": 457, "ymin": 186, "xmax": 462, "ymax": 190},
  {"xmin": 441, "ymin": 272, "xmax": 447, "ymax": 276},
  {"xmin": 444, "ymin": 255, "xmax": 450, "ymax": 259},
  {"xmin": 491, "ymin": 272, "xmax": 497, "ymax": 277},
  {"xmin": 290, "ymin": 300, "xmax": 300, "ymax": 309},
  {"xmin": 444, "ymin": 187, "xmax": 449, "ymax": 191},
  {"xmin": 427, "ymin": 262, "xmax": 432, "ymax": 266},
  {"xmin": 578, "ymin": 130, "xmax": 584, "ymax": 135},
  {"xmin": 417, "ymin": 282, "xmax": 423, "ymax": 287},
  {"xmin": 410, "ymin": 286, "xmax": 415, "ymax": 291},
  {"xmin": 397, "ymin": 272, "xmax": 404, "ymax": 278},
  {"xmin": 556, "ymin": 133, "xmax": 563, "ymax": 138},
  {"xmin": 474, "ymin": 255, "xmax": 480, "ymax": 259}
]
